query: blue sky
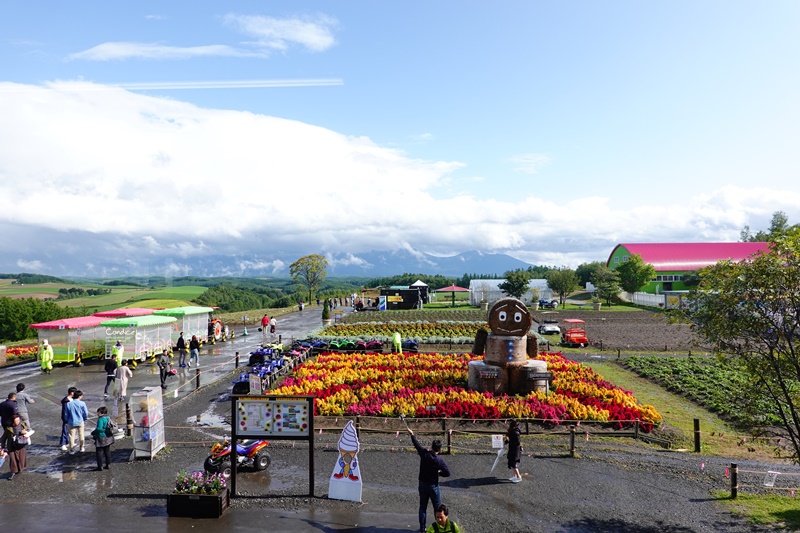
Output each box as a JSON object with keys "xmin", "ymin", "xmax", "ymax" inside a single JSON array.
[{"xmin": 1, "ymin": 1, "xmax": 799, "ymax": 277}]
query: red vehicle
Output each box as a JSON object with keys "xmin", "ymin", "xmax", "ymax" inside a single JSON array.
[
  {"xmin": 561, "ymin": 319, "xmax": 588, "ymax": 347},
  {"xmin": 203, "ymin": 439, "xmax": 270, "ymax": 478}
]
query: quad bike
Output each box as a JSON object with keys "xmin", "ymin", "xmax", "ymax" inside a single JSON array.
[{"xmin": 203, "ymin": 439, "xmax": 270, "ymax": 478}]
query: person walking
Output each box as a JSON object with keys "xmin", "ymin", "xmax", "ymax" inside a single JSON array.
[
  {"xmin": 14, "ymin": 384, "xmax": 34, "ymax": 430},
  {"xmin": 90, "ymin": 406, "xmax": 114, "ymax": 471},
  {"xmin": 261, "ymin": 314, "xmax": 269, "ymax": 338},
  {"xmin": 407, "ymin": 427, "xmax": 451, "ymax": 533},
  {"xmin": 64, "ymin": 390, "xmax": 89, "ymax": 454},
  {"xmin": 505, "ymin": 419, "xmax": 523, "ymax": 483},
  {"xmin": 1, "ymin": 414, "xmax": 30, "ymax": 480},
  {"xmin": 112, "ymin": 341, "xmax": 124, "ymax": 366},
  {"xmin": 189, "ymin": 335, "xmax": 200, "ymax": 368},
  {"xmin": 157, "ymin": 349, "xmax": 170, "ymax": 389},
  {"xmin": 59, "ymin": 387, "xmax": 77, "ymax": 451},
  {"xmin": 115, "ymin": 360, "xmax": 133, "ymax": 400},
  {"xmin": 0, "ymin": 392, "xmax": 18, "ymax": 428},
  {"xmin": 38, "ymin": 339, "xmax": 53, "ymax": 374},
  {"xmin": 176, "ymin": 331, "xmax": 187, "ymax": 367},
  {"xmin": 269, "ymin": 316, "xmax": 277, "ymax": 339},
  {"xmin": 392, "ymin": 331, "xmax": 402, "ymax": 354},
  {"xmin": 426, "ymin": 504, "xmax": 461, "ymax": 533},
  {"xmin": 103, "ymin": 357, "xmax": 118, "ymax": 399}
]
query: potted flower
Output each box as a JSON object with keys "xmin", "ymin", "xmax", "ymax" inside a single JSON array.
[
  {"xmin": 591, "ymin": 294, "xmax": 602, "ymax": 311},
  {"xmin": 531, "ymin": 287, "xmax": 540, "ymax": 310},
  {"xmin": 167, "ymin": 470, "xmax": 230, "ymax": 518}
]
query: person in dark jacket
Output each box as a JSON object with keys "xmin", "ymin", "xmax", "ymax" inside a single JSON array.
[
  {"xmin": 505, "ymin": 419, "xmax": 523, "ymax": 483},
  {"xmin": 103, "ymin": 357, "xmax": 118, "ymax": 399},
  {"xmin": 176, "ymin": 331, "xmax": 187, "ymax": 367},
  {"xmin": 157, "ymin": 350, "xmax": 170, "ymax": 389},
  {"xmin": 189, "ymin": 335, "xmax": 200, "ymax": 368},
  {"xmin": 0, "ymin": 392, "xmax": 18, "ymax": 428},
  {"xmin": 407, "ymin": 427, "xmax": 451, "ymax": 533}
]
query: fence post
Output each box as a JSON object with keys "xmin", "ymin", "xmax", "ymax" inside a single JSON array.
[
  {"xmin": 569, "ymin": 426, "xmax": 576, "ymax": 457},
  {"xmin": 731, "ymin": 463, "xmax": 738, "ymax": 499},
  {"xmin": 634, "ymin": 419, "xmax": 639, "ymax": 440},
  {"xmin": 617, "ymin": 349, "xmax": 620, "ymax": 360},
  {"xmin": 235, "ymin": 351, "xmax": 240, "ymax": 368},
  {"xmin": 195, "ymin": 367, "xmax": 201, "ymax": 390},
  {"xmin": 355, "ymin": 415, "xmax": 361, "ymax": 439},
  {"xmin": 694, "ymin": 419, "xmax": 701, "ymax": 453},
  {"xmin": 447, "ymin": 429, "xmax": 452, "ymax": 455},
  {"xmin": 125, "ymin": 402, "xmax": 133, "ymax": 437}
]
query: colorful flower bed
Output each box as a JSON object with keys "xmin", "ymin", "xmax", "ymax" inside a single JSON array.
[
  {"xmin": 4, "ymin": 345, "xmax": 38, "ymax": 362},
  {"xmin": 320, "ymin": 321, "xmax": 485, "ymax": 343},
  {"xmin": 273, "ymin": 351, "xmax": 661, "ymax": 430}
]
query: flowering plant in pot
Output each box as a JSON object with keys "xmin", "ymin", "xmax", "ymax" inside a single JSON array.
[{"xmin": 173, "ymin": 470, "xmax": 227, "ymax": 494}]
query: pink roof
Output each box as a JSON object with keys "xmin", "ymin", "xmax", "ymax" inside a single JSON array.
[
  {"xmin": 30, "ymin": 315, "xmax": 106, "ymax": 330},
  {"xmin": 609, "ymin": 242, "xmax": 770, "ymax": 272},
  {"xmin": 93, "ymin": 307, "xmax": 154, "ymax": 318},
  {"xmin": 436, "ymin": 284, "xmax": 470, "ymax": 292}
]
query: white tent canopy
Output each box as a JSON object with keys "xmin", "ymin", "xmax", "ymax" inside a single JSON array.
[{"xmin": 468, "ymin": 279, "xmax": 552, "ymax": 306}]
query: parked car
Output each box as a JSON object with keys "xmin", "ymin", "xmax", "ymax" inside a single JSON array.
[
  {"xmin": 539, "ymin": 299, "xmax": 559, "ymax": 309},
  {"xmin": 538, "ymin": 319, "xmax": 561, "ymax": 335}
]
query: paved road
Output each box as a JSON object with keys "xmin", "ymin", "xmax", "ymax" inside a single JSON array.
[{"xmin": 0, "ymin": 306, "xmax": 416, "ymax": 533}]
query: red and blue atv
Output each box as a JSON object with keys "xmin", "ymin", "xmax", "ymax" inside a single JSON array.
[{"xmin": 203, "ymin": 438, "xmax": 270, "ymax": 478}]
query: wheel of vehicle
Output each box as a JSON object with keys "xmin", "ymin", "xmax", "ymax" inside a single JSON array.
[
  {"xmin": 232, "ymin": 381, "xmax": 250, "ymax": 395},
  {"xmin": 254, "ymin": 451, "xmax": 271, "ymax": 471},
  {"xmin": 204, "ymin": 455, "xmax": 221, "ymax": 474},
  {"xmin": 220, "ymin": 460, "xmax": 232, "ymax": 479}
]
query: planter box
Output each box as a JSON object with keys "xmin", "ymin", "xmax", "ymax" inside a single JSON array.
[{"xmin": 167, "ymin": 489, "xmax": 230, "ymax": 518}]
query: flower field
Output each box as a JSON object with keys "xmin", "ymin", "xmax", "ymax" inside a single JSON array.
[
  {"xmin": 341, "ymin": 309, "xmax": 485, "ymax": 324},
  {"xmin": 319, "ymin": 321, "xmax": 485, "ymax": 344},
  {"xmin": 273, "ymin": 351, "xmax": 661, "ymax": 430},
  {"xmin": 4, "ymin": 345, "xmax": 38, "ymax": 362}
]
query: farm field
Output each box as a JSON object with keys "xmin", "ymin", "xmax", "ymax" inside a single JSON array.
[{"xmin": 0, "ymin": 280, "xmax": 207, "ymax": 310}]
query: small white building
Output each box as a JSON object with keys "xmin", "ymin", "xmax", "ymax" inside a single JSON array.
[{"xmin": 468, "ymin": 279, "xmax": 552, "ymax": 306}]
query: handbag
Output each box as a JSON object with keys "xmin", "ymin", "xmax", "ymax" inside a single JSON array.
[{"xmin": 95, "ymin": 434, "xmax": 115, "ymax": 447}]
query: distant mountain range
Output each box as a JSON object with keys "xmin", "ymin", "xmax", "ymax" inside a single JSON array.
[{"xmin": 325, "ymin": 249, "xmax": 534, "ymax": 277}]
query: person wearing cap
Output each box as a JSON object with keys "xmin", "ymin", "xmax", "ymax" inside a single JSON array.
[
  {"xmin": 38, "ymin": 339, "xmax": 53, "ymax": 374},
  {"xmin": 112, "ymin": 341, "xmax": 124, "ymax": 366}
]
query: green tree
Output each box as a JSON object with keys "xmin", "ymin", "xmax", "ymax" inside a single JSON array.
[
  {"xmin": 686, "ymin": 230, "xmax": 800, "ymax": 460},
  {"xmin": 545, "ymin": 268, "xmax": 579, "ymax": 306},
  {"xmin": 591, "ymin": 266, "xmax": 621, "ymax": 306},
  {"xmin": 575, "ymin": 261, "xmax": 604, "ymax": 288},
  {"xmin": 321, "ymin": 298, "xmax": 331, "ymax": 320},
  {"xmin": 740, "ymin": 210, "xmax": 796, "ymax": 242},
  {"xmin": 290, "ymin": 254, "xmax": 329, "ymax": 303},
  {"xmin": 615, "ymin": 254, "xmax": 656, "ymax": 294},
  {"xmin": 498, "ymin": 269, "xmax": 531, "ymax": 299}
]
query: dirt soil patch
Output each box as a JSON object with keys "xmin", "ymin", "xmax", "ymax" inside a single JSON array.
[{"xmin": 536, "ymin": 310, "xmax": 707, "ymax": 353}]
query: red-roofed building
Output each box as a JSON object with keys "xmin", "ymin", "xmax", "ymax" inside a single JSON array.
[{"xmin": 607, "ymin": 242, "xmax": 770, "ymax": 293}]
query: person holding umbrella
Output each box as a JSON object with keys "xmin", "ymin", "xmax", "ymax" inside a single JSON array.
[{"xmin": 505, "ymin": 419, "xmax": 523, "ymax": 483}]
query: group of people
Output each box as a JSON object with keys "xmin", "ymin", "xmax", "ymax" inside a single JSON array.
[
  {"xmin": 407, "ymin": 418, "xmax": 524, "ymax": 532},
  {"xmin": 0, "ymin": 385, "xmax": 34, "ymax": 480},
  {"xmin": 260, "ymin": 315, "xmax": 278, "ymax": 338},
  {"xmin": 175, "ymin": 331, "xmax": 201, "ymax": 368}
]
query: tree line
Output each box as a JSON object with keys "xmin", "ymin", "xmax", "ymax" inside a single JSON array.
[{"xmin": 0, "ymin": 297, "xmax": 87, "ymax": 343}]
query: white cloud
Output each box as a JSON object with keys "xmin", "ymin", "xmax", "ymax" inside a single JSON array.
[
  {"xmin": 223, "ymin": 13, "xmax": 337, "ymax": 52},
  {"xmin": 508, "ymin": 153, "xmax": 552, "ymax": 174},
  {"xmin": 16, "ymin": 259, "xmax": 44, "ymax": 271},
  {"xmin": 409, "ymin": 133, "xmax": 434, "ymax": 142},
  {"xmin": 0, "ymin": 81, "xmax": 796, "ymax": 275}
]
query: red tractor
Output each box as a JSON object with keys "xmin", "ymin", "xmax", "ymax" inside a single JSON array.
[{"xmin": 561, "ymin": 319, "xmax": 588, "ymax": 347}]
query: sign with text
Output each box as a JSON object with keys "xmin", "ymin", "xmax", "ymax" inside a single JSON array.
[{"xmin": 235, "ymin": 396, "xmax": 310, "ymax": 436}]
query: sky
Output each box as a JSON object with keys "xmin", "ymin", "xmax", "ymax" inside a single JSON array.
[{"xmin": 1, "ymin": 1, "xmax": 799, "ymax": 278}]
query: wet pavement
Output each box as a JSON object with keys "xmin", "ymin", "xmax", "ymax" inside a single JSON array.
[{"xmin": 0, "ymin": 305, "xmax": 421, "ymax": 532}]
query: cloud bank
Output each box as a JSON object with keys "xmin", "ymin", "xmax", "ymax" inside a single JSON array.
[{"xmin": 0, "ymin": 81, "xmax": 796, "ymax": 277}]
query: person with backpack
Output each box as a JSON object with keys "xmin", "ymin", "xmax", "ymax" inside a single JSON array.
[
  {"xmin": 426, "ymin": 504, "xmax": 460, "ymax": 533},
  {"xmin": 103, "ymin": 357, "xmax": 118, "ymax": 399},
  {"xmin": 90, "ymin": 406, "xmax": 115, "ymax": 471},
  {"xmin": 157, "ymin": 349, "xmax": 170, "ymax": 389},
  {"xmin": 1, "ymin": 413, "xmax": 30, "ymax": 480}
]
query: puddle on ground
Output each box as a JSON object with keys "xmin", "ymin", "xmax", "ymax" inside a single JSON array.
[{"xmin": 186, "ymin": 404, "xmax": 227, "ymax": 428}]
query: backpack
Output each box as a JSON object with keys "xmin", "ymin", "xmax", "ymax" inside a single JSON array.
[{"xmin": 105, "ymin": 418, "xmax": 117, "ymax": 437}]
